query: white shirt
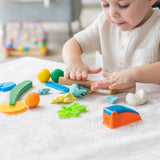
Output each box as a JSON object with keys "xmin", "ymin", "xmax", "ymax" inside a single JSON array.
[{"xmin": 74, "ymin": 8, "xmax": 160, "ymax": 73}]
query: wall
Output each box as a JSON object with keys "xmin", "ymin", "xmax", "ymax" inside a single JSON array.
[{"xmin": 82, "ymin": 0, "xmax": 99, "ymax": 4}]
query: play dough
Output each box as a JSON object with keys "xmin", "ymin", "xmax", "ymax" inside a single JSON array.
[
  {"xmin": 9, "ymin": 80, "xmax": 32, "ymax": 105},
  {"xmin": 70, "ymin": 83, "xmax": 89, "ymax": 98},
  {"xmin": 25, "ymin": 92, "xmax": 40, "ymax": 108},
  {"xmin": 0, "ymin": 101, "xmax": 27, "ymax": 114},
  {"xmin": 50, "ymin": 92, "xmax": 76, "ymax": 104},
  {"xmin": 126, "ymin": 89, "xmax": 148, "ymax": 106},
  {"xmin": 37, "ymin": 68, "xmax": 50, "ymax": 82},
  {"xmin": 51, "ymin": 69, "xmax": 64, "ymax": 82},
  {"xmin": 0, "ymin": 82, "xmax": 16, "ymax": 92}
]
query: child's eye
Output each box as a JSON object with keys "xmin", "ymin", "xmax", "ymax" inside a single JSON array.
[
  {"xmin": 102, "ymin": 4, "xmax": 109, "ymax": 8},
  {"xmin": 119, "ymin": 4, "xmax": 129, "ymax": 8}
]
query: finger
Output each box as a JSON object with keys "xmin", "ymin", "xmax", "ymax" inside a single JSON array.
[
  {"xmin": 91, "ymin": 82, "xmax": 100, "ymax": 91},
  {"xmin": 109, "ymin": 84, "xmax": 117, "ymax": 90},
  {"xmin": 64, "ymin": 69, "xmax": 70, "ymax": 80},
  {"xmin": 91, "ymin": 80, "xmax": 110, "ymax": 90},
  {"xmin": 91, "ymin": 82, "xmax": 99, "ymax": 89},
  {"xmin": 102, "ymin": 72, "xmax": 111, "ymax": 78},
  {"xmin": 81, "ymin": 71, "xmax": 88, "ymax": 80},
  {"xmin": 70, "ymin": 71, "xmax": 76, "ymax": 80},
  {"xmin": 76, "ymin": 71, "xmax": 82, "ymax": 80},
  {"xmin": 88, "ymin": 67, "xmax": 102, "ymax": 74},
  {"xmin": 109, "ymin": 83, "xmax": 123, "ymax": 90}
]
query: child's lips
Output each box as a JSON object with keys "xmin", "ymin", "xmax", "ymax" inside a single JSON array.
[{"xmin": 115, "ymin": 22, "xmax": 126, "ymax": 26}]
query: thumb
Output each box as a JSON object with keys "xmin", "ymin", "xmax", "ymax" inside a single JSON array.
[
  {"xmin": 88, "ymin": 67, "xmax": 102, "ymax": 74},
  {"xmin": 102, "ymin": 71, "xmax": 111, "ymax": 78}
]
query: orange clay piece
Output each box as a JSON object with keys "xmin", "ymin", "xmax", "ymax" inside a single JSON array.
[
  {"xmin": 103, "ymin": 105, "xmax": 142, "ymax": 129},
  {"xmin": 25, "ymin": 92, "xmax": 40, "ymax": 108},
  {"xmin": 0, "ymin": 101, "xmax": 27, "ymax": 114}
]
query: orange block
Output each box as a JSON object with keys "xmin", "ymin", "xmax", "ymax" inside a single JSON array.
[{"xmin": 103, "ymin": 105, "xmax": 142, "ymax": 129}]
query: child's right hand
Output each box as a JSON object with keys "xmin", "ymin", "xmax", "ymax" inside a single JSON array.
[
  {"xmin": 64, "ymin": 62, "xmax": 102, "ymax": 80},
  {"xmin": 91, "ymin": 69, "xmax": 136, "ymax": 91}
]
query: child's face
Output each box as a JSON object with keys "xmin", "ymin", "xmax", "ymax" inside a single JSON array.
[{"xmin": 101, "ymin": 0, "xmax": 154, "ymax": 31}]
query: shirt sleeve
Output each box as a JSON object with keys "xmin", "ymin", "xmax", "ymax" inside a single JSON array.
[{"xmin": 74, "ymin": 17, "xmax": 101, "ymax": 54}]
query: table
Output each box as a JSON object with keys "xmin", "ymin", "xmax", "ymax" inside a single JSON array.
[{"xmin": 0, "ymin": 57, "xmax": 160, "ymax": 160}]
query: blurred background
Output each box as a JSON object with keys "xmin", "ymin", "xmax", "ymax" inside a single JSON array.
[
  {"xmin": 0, "ymin": 0, "xmax": 101, "ymax": 65},
  {"xmin": 0, "ymin": 0, "xmax": 159, "ymax": 65}
]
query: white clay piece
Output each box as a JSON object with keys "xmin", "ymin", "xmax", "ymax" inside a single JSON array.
[{"xmin": 126, "ymin": 89, "xmax": 148, "ymax": 106}]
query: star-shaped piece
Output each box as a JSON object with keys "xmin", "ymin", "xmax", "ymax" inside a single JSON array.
[{"xmin": 57, "ymin": 102, "xmax": 87, "ymax": 118}]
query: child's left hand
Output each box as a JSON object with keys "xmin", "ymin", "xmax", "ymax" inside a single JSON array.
[{"xmin": 91, "ymin": 68, "xmax": 136, "ymax": 91}]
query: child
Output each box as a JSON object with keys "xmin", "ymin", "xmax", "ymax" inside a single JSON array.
[{"xmin": 62, "ymin": 0, "xmax": 159, "ymax": 90}]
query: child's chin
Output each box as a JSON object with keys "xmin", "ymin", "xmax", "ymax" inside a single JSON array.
[{"xmin": 118, "ymin": 26, "xmax": 132, "ymax": 31}]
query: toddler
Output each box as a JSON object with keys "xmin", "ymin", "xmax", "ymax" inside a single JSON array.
[{"xmin": 62, "ymin": 0, "xmax": 159, "ymax": 90}]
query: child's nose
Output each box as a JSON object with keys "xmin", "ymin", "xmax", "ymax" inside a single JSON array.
[{"xmin": 110, "ymin": 7, "xmax": 120, "ymax": 18}]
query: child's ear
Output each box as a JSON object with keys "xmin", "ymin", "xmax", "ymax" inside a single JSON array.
[{"xmin": 148, "ymin": 0, "xmax": 157, "ymax": 6}]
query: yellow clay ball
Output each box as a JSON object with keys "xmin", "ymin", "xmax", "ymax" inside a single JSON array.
[
  {"xmin": 37, "ymin": 68, "xmax": 50, "ymax": 82},
  {"xmin": 25, "ymin": 92, "xmax": 40, "ymax": 108}
]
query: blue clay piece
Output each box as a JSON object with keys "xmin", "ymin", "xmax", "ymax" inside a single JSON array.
[
  {"xmin": 106, "ymin": 95, "xmax": 118, "ymax": 104},
  {"xmin": 70, "ymin": 83, "xmax": 89, "ymax": 98},
  {"xmin": 45, "ymin": 81, "xmax": 69, "ymax": 93},
  {"xmin": 0, "ymin": 82, "xmax": 16, "ymax": 92},
  {"xmin": 36, "ymin": 88, "xmax": 50, "ymax": 95}
]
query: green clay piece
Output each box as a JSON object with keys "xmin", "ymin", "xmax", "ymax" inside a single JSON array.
[
  {"xmin": 56, "ymin": 102, "xmax": 87, "ymax": 118},
  {"xmin": 51, "ymin": 69, "xmax": 64, "ymax": 83},
  {"xmin": 9, "ymin": 80, "xmax": 32, "ymax": 105}
]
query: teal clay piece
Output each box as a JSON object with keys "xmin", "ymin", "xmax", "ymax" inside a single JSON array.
[
  {"xmin": 36, "ymin": 88, "xmax": 50, "ymax": 95},
  {"xmin": 106, "ymin": 95, "xmax": 118, "ymax": 104},
  {"xmin": 9, "ymin": 80, "xmax": 32, "ymax": 105},
  {"xmin": 51, "ymin": 69, "xmax": 64, "ymax": 83},
  {"xmin": 70, "ymin": 83, "xmax": 89, "ymax": 98},
  {"xmin": 57, "ymin": 102, "xmax": 87, "ymax": 118}
]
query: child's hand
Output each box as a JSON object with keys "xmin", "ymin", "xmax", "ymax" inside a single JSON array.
[
  {"xmin": 64, "ymin": 62, "xmax": 102, "ymax": 80},
  {"xmin": 91, "ymin": 68, "xmax": 136, "ymax": 91}
]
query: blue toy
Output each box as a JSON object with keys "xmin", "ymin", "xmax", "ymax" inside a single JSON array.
[
  {"xmin": 106, "ymin": 95, "xmax": 118, "ymax": 104},
  {"xmin": 103, "ymin": 105, "xmax": 142, "ymax": 129},
  {"xmin": 0, "ymin": 82, "xmax": 16, "ymax": 92},
  {"xmin": 70, "ymin": 83, "xmax": 89, "ymax": 98},
  {"xmin": 45, "ymin": 81, "xmax": 69, "ymax": 93},
  {"xmin": 36, "ymin": 88, "xmax": 50, "ymax": 95}
]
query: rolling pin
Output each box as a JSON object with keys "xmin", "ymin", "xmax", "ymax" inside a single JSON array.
[{"xmin": 58, "ymin": 77, "xmax": 135, "ymax": 93}]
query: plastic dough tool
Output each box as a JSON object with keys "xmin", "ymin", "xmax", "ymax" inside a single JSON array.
[
  {"xmin": 45, "ymin": 81, "xmax": 69, "ymax": 92},
  {"xmin": 0, "ymin": 80, "xmax": 32, "ymax": 114},
  {"xmin": 103, "ymin": 105, "xmax": 142, "ymax": 129}
]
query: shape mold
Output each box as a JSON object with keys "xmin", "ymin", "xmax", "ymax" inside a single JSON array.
[{"xmin": 103, "ymin": 105, "xmax": 142, "ymax": 129}]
